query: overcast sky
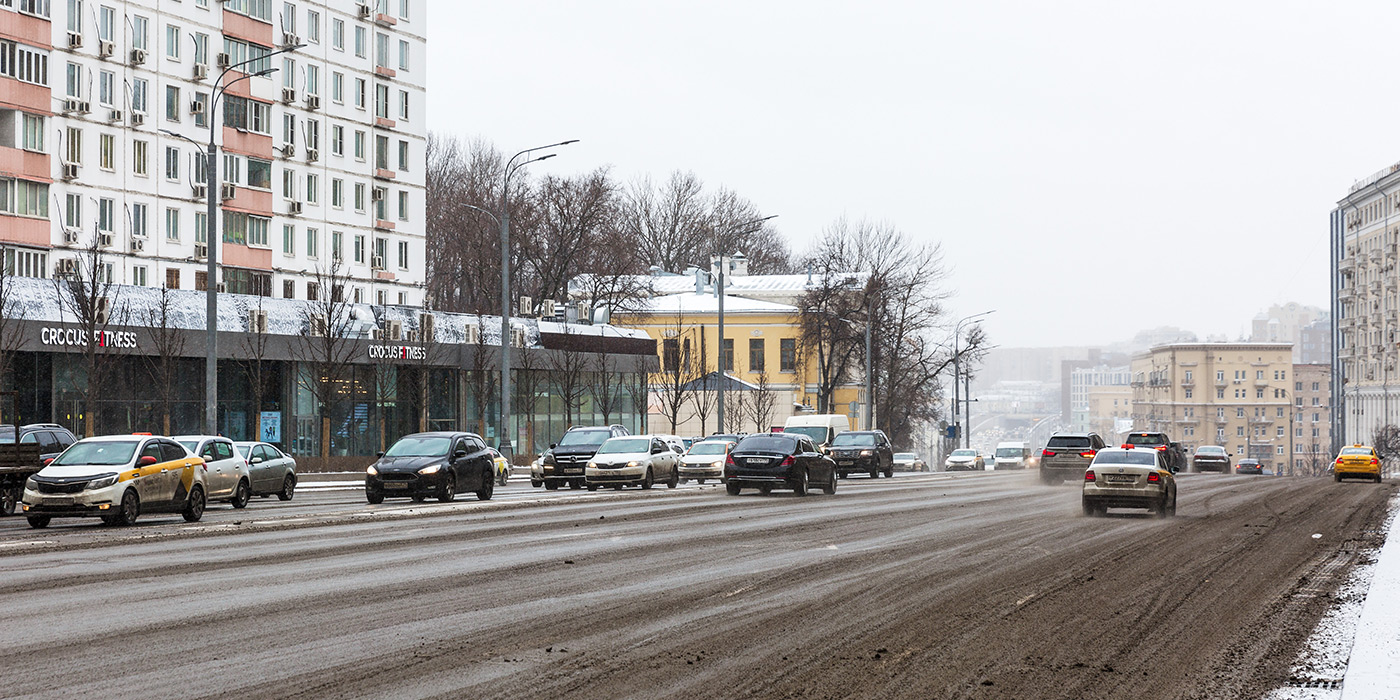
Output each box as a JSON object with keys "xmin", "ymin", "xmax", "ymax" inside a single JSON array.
[{"xmin": 427, "ymin": 0, "xmax": 1388, "ymax": 348}]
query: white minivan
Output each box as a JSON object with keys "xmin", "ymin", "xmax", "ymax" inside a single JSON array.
[
  {"xmin": 994, "ymin": 442, "xmax": 1032, "ymax": 470},
  {"xmin": 782, "ymin": 414, "xmax": 850, "ymax": 449}
]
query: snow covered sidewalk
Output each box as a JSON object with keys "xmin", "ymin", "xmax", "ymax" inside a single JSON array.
[{"xmin": 1342, "ymin": 494, "xmax": 1400, "ymax": 699}]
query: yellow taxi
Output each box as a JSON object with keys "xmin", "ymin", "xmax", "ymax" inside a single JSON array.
[{"xmin": 1333, "ymin": 445, "xmax": 1383, "ymax": 483}]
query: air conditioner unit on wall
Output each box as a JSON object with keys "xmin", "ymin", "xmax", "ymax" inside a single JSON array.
[
  {"xmin": 131, "ymin": 238, "xmax": 145, "ymax": 253},
  {"xmin": 518, "ymin": 296, "xmax": 533, "ymax": 317},
  {"xmin": 288, "ymin": 201, "xmax": 303, "ymax": 215},
  {"xmin": 305, "ymin": 95, "xmax": 320, "ymax": 111},
  {"xmin": 279, "ymin": 143, "xmax": 296, "ymax": 157},
  {"xmin": 357, "ymin": 4, "xmax": 372, "ymax": 19},
  {"xmin": 67, "ymin": 31, "xmax": 82, "ymax": 49},
  {"xmin": 190, "ymin": 100, "xmax": 204, "ymax": 115},
  {"xmin": 63, "ymin": 229, "xmax": 80, "ymax": 244},
  {"xmin": 95, "ymin": 297, "xmax": 110, "ymax": 325},
  {"xmin": 248, "ymin": 309, "xmax": 268, "ymax": 334},
  {"xmin": 539, "ymin": 299, "xmax": 555, "ymax": 319},
  {"xmin": 306, "ymin": 148, "xmax": 319, "ymax": 162},
  {"xmin": 61, "ymin": 162, "xmax": 79, "ymax": 180},
  {"xmin": 388, "ymin": 319, "xmax": 402, "ymax": 341},
  {"xmin": 99, "ymin": 233, "xmax": 113, "ymax": 248},
  {"xmin": 511, "ymin": 327, "xmax": 527, "ymax": 348},
  {"xmin": 193, "ymin": 63, "xmax": 208, "ymax": 80},
  {"xmin": 194, "ymin": 244, "xmax": 208, "ymax": 260},
  {"xmin": 466, "ymin": 324, "xmax": 481, "ymax": 345},
  {"xmin": 221, "ymin": 183, "xmax": 237, "ymax": 200},
  {"xmin": 130, "ymin": 112, "xmax": 146, "ymax": 126},
  {"xmin": 57, "ymin": 258, "xmax": 79, "ymax": 277},
  {"xmin": 108, "ymin": 109, "xmax": 123, "ymax": 123},
  {"xmin": 216, "ymin": 52, "xmax": 231, "ymax": 68},
  {"xmin": 130, "ymin": 48, "xmax": 146, "ymax": 65},
  {"xmin": 98, "ymin": 40, "xmax": 114, "ymax": 58},
  {"xmin": 192, "ymin": 183, "xmax": 207, "ymax": 199},
  {"xmin": 371, "ymin": 255, "xmax": 384, "ymax": 270},
  {"xmin": 281, "ymin": 87, "xmax": 296, "ymax": 104}
]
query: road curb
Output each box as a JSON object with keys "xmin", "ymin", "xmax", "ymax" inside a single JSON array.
[{"xmin": 1342, "ymin": 492, "xmax": 1400, "ymax": 698}]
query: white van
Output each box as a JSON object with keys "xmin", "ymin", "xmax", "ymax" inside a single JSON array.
[
  {"xmin": 783, "ymin": 414, "xmax": 850, "ymax": 448},
  {"xmin": 994, "ymin": 442, "xmax": 1031, "ymax": 470}
]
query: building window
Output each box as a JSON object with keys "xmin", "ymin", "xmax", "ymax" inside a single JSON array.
[
  {"xmin": 307, "ymin": 9, "xmax": 320, "ymax": 43},
  {"xmin": 397, "ymin": 140, "xmax": 408, "ymax": 171},
  {"xmin": 99, "ymin": 133, "xmax": 115, "ymax": 170},
  {"xmin": 331, "ymin": 18, "xmax": 343, "ymax": 50},
  {"xmin": 398, "ymin": 39, "xmax": 409, "ymax": 71},
  {"xmin": 354, "ymin": 182, "xmax": 365, "ymax": 212},
  {"xmin": 194, "ymin": 211, "xmax": 207, "ymax": 243},
  {"xmin": 282, "ymin": 113, "xmax": 296, "ymax": 146},
  {"xmin": 0, "ymin": 177, "xmax": 49, "ymax": 218},
  {"xmin": 331, "ymin": 125, "xmax": 344, "ymax": 156},
  {"xmin": 374, "ymin": 84, "xmax": 389, "ymax": 119},
  {"xmin": 64, "ymin": 193, "xmax": 81, "ymax": 229},
  {"xmin": 283, "ymin": 279, "xmax": 294, "ymax": 298},
  {"xmin": 65, "ymin": 61, "xmax": 80, "ymax": 98},
  {"xmin": 224, "ymin": 0, "xmax": 272, "ymax": 22},
  {"xmin": 398, "ymin": 90, "xmax": 408, "ymax": 120},
  {"xmin": 353, "ymin": 234, "xmax": 365, "ymax": 263},
  {"xmin": 222, "ymin": 211, "xmax": 270, "ymax": 247},
  {"xmin": 98, "ymin": 70, "xmax": 113, "ymax": 107},
  {"xmin": 396, "ymin": 239, "xmax": 407, "ymax": 269},
  {"xmin": 0, "ymin": 40, "xmax": 49, "ymax": 85},
  {"xmin": 166, "ymin": 23, "xmax": 180, "ymax": 60},
  {"xmin": 98, "ymin": 5, "xmax": 113, "ymax": 41},
  {"xmin": 193, "ymin": 92, "xmax": 208, "ymax": 128},
  {"xmin": 194, "ymin": 32, "xmax": 208, "ymax": 65},
  {"xmin": 166, "ymin": 268, "xmax": 180, "ymax": 289},
  {"xmin": 132, "ymin": 15, "xmax": 148, "ymax": 50},
  {"xmin": 131, "ymin": 202, "xmax": 148, "ymax": 237},
  {"xmin": 305, "ymin": 227, "xmax": 318, "ymax": 258},
  {"xmin": 1184, "ymin": 389, "xmax": 1192, "ymax": 399},
  {"xmin": 375, "ymin": 31, "xmax": 389, "ymax": 67},
  {"xmin": 132, "ymin": 266, "xmax": 148, "ymax": 286},
  {"xmin": 331, "ymin": 230, "xmax": 342, "ymax": 262},
  {"xmin": 749, "ymin": 338, "xmax": 765, "ymax": 372},
  {"xmin": 246, "ymin": 157, "xmax": 272, "ymax": 190},
  {"xmin": 96, "ymin": 197, "xmax": 115, "ymax": 233},
  {"xmin": 397, "ymin": 190, "xmax": 408, "ymax": 221},
  {"xmin": 331, "ymin": 71, "xmax": 343, "ymax": 103},
  {"xmin": 65, "ymin": 127, "xmax": 81, "ymax": 165},
  {"xmin": 164, "ymin": 146, "xmax": 180, "ymax": 181},
  {"xmin": 282, "ymin": 168, "xmax": 296, "ymax": 199},
  {"xmin": 354, "ymin": 130, "xmax": 365, "ymax": 160},
  {"xmin": 282, "ymin": 223, "xmax": 295, "ymax": 255},
  {"xmin": 354, "ymin": 78, "xmax": 365, "ymax": 109},
  {"xmin": 305, "ymin": 63, "xmax": 319, "ymax": 95},
  {"xmin": 306, "ymin": 173, "xmax": 318, "ymax": 204},
  {"xmin": 780, "ymin": 338, "xmax": 796, "ymax": 372},
  {"xmin": 375, "ymin": 134, "xmax": 389, "ymax": 169},
  {"xmin": 162, "ymin": 207, "xmax": 180, "ymax": 241},
  {"xmin": 331, "ymin": 178, "xmax": 343, "ymax": 208},
  {"xmin": 354, "ymin": 25, "xmax": 366, "ymax": 58}
]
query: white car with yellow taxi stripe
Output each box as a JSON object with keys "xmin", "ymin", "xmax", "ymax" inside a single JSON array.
[{"xmin": 21, "ymin": 435, "xmax": 208, "ymax": 528}]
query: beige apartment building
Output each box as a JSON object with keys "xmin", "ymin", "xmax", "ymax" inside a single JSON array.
[
  {"xmin": 1083, "ymin": 383, "xmax": 1132, "ymax": 443},
  {"xmin": 1131, "ymin": 343, "xmax": 1294, "ymax": 472},
  {"xmin": 1291, "ymin": 364, "xmax": 1334, "ymax": 475}
]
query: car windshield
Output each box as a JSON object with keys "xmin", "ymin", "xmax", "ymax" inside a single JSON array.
[
  {"xmin": 894, "ymin": 453, "xmax": 917, "ymax": 460},
  {"xmin": 996, "ymin": 447, "xmax": 1021, "ymax": 457},
  {"xmin": 783, "ymin": 427, "xmax": 828, "ymax": 443},
  {"xmin": 831, "ymin": 433, "xmax": 876, "ymax": 447},
  {"xmin": 1047, "ymin": 436, "xmax": 1091, "ymax": 449},
  {"xmin": 1196, "ymin": 446, "xmax": 1225, "ymax": 455},
  {"xmin": 1340, "ymin": 447, "xmax": 1371, "ymax": 456},
  {"xmin": 688, "ymin": 442, "xmax": 729, "ymax": 456},
  {"xmin": 385, "ymin": 436, "xmax": 451, "ymax": 458},
  {"xmin": 737, "ymin": 435, "xmax": 796, "ymax": 453},
  {"xmin": 1093, "ymin": 450, "xmax": 1158, "ymax": 467},
  {"xmin": 597, "ymin": 437, "xmax": 651, "ymax": 454},
  {"xmin": 50, "ymin": 440, "xmax": 139, "ymax": 467},
  {"xmin": 951, "ymin": 449, "xmax": 977, "ymax": 457},
  {"xmin": 1125, "ymin": 434, "xmax": 1166, "ymax": 446},
  {"xmin": 559, "ymin": 430, "xmax": 611, "ymax": 447}
]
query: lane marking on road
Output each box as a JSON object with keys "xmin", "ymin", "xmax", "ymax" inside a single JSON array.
[
  {"xmin": 1015, "ymin": 593, "xmax": 1038, "ymax": 607},
  {"xmin": 725, "ymin": 585, "xmax": 753, "ymax": 598},
  {"xmin": 0, "ymin": 540, "xmax": 55, "ymax": 548}
]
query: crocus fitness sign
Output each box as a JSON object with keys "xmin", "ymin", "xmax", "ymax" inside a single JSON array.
[
  {"xmin": 40, "ymin": 327, "xmax": 139, "ymax": 349},
  {"xmin": 367, "ymin": 344, "xmax": 426, "ymax": 361}
]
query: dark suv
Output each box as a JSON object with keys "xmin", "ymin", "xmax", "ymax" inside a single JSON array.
[
  {"xmin": 827, "ymin": 430, "xmax": 895, "ymax": 478},
  {"xmin": 1122, "ymin": 432, "xmax": 1186, "ymax": 473},
  {"xmin": 1039, "ymin": 432, "xmax": 1107, "ymax": 484},
  {"xmin": 533, "ymin": 425, "xmax": 629, "ymax": 490},
  {"xmin": 0, "ymin": 424, "xmax": 78, "ymax": 462}
]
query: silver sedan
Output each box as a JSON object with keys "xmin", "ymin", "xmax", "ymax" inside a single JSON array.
[{"xmin": 234, "ymin": 442, "xmax": 298, "ymax": 500}]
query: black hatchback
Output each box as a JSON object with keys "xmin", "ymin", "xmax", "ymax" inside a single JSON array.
[
  {"xmin": 724, "ymin": 433, "xmax": 837, "ymax": 496},
  {"xmin": 365, "ymin": 432, "xmax": 496, "ymax": 503}
]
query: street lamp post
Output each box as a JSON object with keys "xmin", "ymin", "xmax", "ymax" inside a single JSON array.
[
  {"xmin": 461, "ymin": 141, "xmax": 577, "ymax": 458},
  {"xmin": 164, "ymin": 44, "xmax": 301, "ymax": 435},
  {"xmin": 951, "ymin": 310, "xmax": 994, "ymax": 449},
  {"xmin": 713, "ymin": 216, "xmax": 776, "ymax": 434}
]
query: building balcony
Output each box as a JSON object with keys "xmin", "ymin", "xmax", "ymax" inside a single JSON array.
[
  {"xmin": 1371, "ymin": 249, "xmax": 1384, "ymax": 264},
  {"xmin": 1214, "ymin": 379, "xmax": 1229, "ymax": 387},
  {"xmin": 1341, "ymin": 257, "xmax": 1358, "ymax": 272},
  {"xmin": 1339, "ymin": 288, "xmax": 1356, "ymax": 301},
  {"xmin": 1180, "ymin": 378, "xmax": 1194, "ymax": 386}
]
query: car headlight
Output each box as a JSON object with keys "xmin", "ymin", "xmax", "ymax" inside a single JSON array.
[
  {"xmin": 627, "ymin": 461, "xmax": 641, "ymax": 468},
  {"xmin": 366, "ymin": 465, "xmax": 378, "ymax": 476},
  {"xmin": 543, "ymin": 453, "xmax": 555, "ymax": 466},
  {"xmin": 587, "ymin": 461, "xmax": 597, "ymax": 469},
  {"xmin": 24, "ymin": 477, "xmax": 38, "ymax": 491},
  {"xmin": 860, "ymin": 450, "xmax": 874, "ymax": 457},
  {"xmin": 419, "ymin": 464, "xmax": 441, "ymax": 475},
  {"xmin": 86, "ymin": 473, "xmax": 118, "ymax": 490},
  {"xmin": 711, "ymin": 460, "xmax": 723, "ymax": 469}
]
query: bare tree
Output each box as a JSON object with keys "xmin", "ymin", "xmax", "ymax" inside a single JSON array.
[
  {"xmin": 687, "ymin": 329, "xmax": 715, "ymax": 435},
  {"xmin": 589, "ymin": 352, "xmax": 625, "ymax": 426},
  {"xmin": 238, "ymin": 296, "xmax": 275, "ymax": 442},
  {"xmin": 290, "ymin": 262, "xmax": 359, "ymax": 468},
  {"xmin": 653, "ymin": 311, "xmax": 699, "ymax": 434},
  {"xmin": 52, "ymin": 238, "xmax": 129, "ymax": 437},
  {"xmin": 748, "ymin": 369, "xmax": 779, "ymax": 434},
  {"xmin": 623, "ymin": 369, "xmax": 650, "ymax": 434},
  {"xmin": 1373, "ymin": 425, "xmax": 1400, "ymax": 475},
  {"xmin": 723, "ymin": 385, "xmax": 749, "ymax": 437},
  {"xmin": 465, "ymin": 315, "xmax": 498, "ymax": 439},
  {"xmin": 372, "ymin": 362, "xmax": 398, "ymax": 454},
  {"xmin": 142, "ymin": 285, "xmax": 187, "ymax": 435},
  {"xmin": 513, "ymin": 344, "xmax": 546, "ymax": 456},
  {"xmin": 550, "ymin": 343, "xmax": 592, "ymax": 427},
  {"xmin": 0, "ymin": 253, "xmax": 29, "ymax": 424}
]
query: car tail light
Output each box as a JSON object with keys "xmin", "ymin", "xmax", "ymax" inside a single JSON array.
[
  {"xmin": 1121, "ymin": 444, "xmax": 1133, "ymax": 449},
  {"xmin": 1371, "ymin": 458, "xmax": 1380, "ymax": 465},
  {"xmin": 1042, "ymin": 450, "xmax": 1056, "ymax": 458},
  {"xmin": 1079, "ymin": 451, "xmax": 1097, "ymax": 459},
  {"xmin": 1154, "ymin": 445, "xmax": 1167, "ymax": 451},
  {"xmin": 1147, "ymin": 472, "xmax": 1161, "ymax": 483},
  {"xmin": 725, "ymin": 454, "xmax": 738, "ymax": 468},
  {"xmin": 780, "ymin": 455, "xmax": 795, "ymax": 467},
  {"xmin": 1084, "ymin": 470, "xmax": 1096, "ymax": 482},
  {"xmin": 1336, "ymin": 458, "xmax": 1344, "ymax": 465}
]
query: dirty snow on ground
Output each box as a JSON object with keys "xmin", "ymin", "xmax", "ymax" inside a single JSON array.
[{"xmin": 1263, "ymin": 493, "xmax": 1399, "ymax": 700}]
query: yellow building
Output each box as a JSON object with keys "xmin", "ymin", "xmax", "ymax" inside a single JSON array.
[
  {"xmin": 1084, "ymin": 383, "xmax": 1133, "ymax": 443},
  {"xmin": 1131, "ymin": 343, "xmax": 1294, "ymax": 471},
  {"xmin": 614, "ymin": 291, "xmax": 866, "ymax": 437}
]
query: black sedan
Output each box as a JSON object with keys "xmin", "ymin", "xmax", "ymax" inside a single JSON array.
[
  {"xmin": 1235, "ymin": 459, "xmax": 1266, "ymax": 475},
  {"xmin": 365, "ymin": 432, "xmax": 496, "ymax": 503},
  {"xmin": 724, "ymin": 433, "xmax": 836, "ymax": 496}
]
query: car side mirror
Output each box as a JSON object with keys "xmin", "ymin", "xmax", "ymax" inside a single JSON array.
[
  {"xmin": 651, "ymin": 446, "xmax": 663, "ymax": 454},
  {"xmin": 550, "ymin": 443, "xmax": 557, "ymax": 449},
  {"xmin": 453, "ymin": 449, "xmax": 468, "ymax": 460},
  {"xmin": 376, "ymin": 451, "xmax": 385, "ymax": 459},
  {"xmin": 138, "ymin": 456, "xmax": 157, "ymax": 467},
  {"xmin": 250, "ymin": 456, "xmax": 263, "ymax": 464},
  {"xmin": 42, "ymin": 457, "xmax": 54, "ymax": 466}
]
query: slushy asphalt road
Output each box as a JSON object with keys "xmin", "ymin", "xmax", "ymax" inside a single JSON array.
[{"xmin": 0, "ymin": 471, "xmax": 1391, "ymax": 700}]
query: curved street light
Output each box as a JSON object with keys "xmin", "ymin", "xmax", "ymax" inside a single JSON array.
[{"xmin": 951, "ymin": 310, "xmax": 995, "ymax": 448}]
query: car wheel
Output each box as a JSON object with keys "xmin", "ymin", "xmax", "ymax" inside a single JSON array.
[
  {"xmin": 545, "ymin": 481, "xmax": 559, "ymax": 490},
  {"xmin": 667, "ymin": 467, "xmax": 679, "ymax": 489},
  {"xmin": 1081, "ymin": 496, "xmax": 1097, "ymax": 517},
  {"xmin": 838, "ymin": 472, "xmax": 847, "ymax": 479},
  {"xmin": 726, "ymin": 482, "xmax": 741, "ymax": 496},
  {"xmin": 868, "ymin": 467, "xmax": 878, "ymax": 479},
  {"xmin": 531, "ymin": 480, "xmax": 543, "ymax": 488},
  {"xmin": 570, "ymin": 480, "xmax": 584, "ymax": 490},
  {"xmin": 26, "ymin": 515, "xmax": 50, "ymax": 529},
  {"xmin": 1335, "ymin": 473, "xmax": 1343, "ymax": 483},
  {"xmin": 883, "ymin": 466, "xmax": 893, "ymax": 478},
  {"xmin": 439, "ymin": 473, "xmax": 456, "ymax": 503},
  {"xmin": 497, "ymin": 468, "xmax": 510, "ymax": 487},
  {"xmin": 114, "ymin": 488, "xmax": 140, "ymax": 525},
  {"xmin": 182, "ymin": 485, "xmax": 206, "ymax": 522},
  {"xmin": 696, "ymin": 477, "xmax": 706, "ymax": 485},
  {"xmin": 277, "ymin": 475, "xmax": 296, "ymax": 501},
  {"xmin": 641, "ymin": 467, "xmax": 654, "ymax": 490},
  {"xmin": 230, "ymin": 479, "xmax": 251, "ymax": 509},
  {"xmin": 1166, "ymin": 492, "xmax": 1178, "ymax": 517},
  {"xmin": 366, "ymin": 489, "xmax": 384, "ymax": 504},
  {"xmin": 411, "ymin": 493, "xmax": 427, "ymax": 503},
  {"xmin": 822, "ymin": 472, "xmax": 837, "ymax": 495},
  {"xmin": 475, "ymin": 472, "xmax": 494, "ymax": 501},
  {"xmin": 587, "ymin": 483, "xmax": 598, "ymax": 492},
  {"xmin": 792, "ymin": 469, "xmax": 809, "ymax": 497},
  {"xmin": 1, "ymin": 486, "xmax": 17, "ymax": 516}
]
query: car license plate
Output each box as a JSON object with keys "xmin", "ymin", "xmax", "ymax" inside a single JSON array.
[
  {"xmin": 746, "ymin": 458, "xmax": 766, "ymax": 465},
  {"xmin": 1104, "ymin": 474, "xmax": 1136, "ymax": 483},
  {"xmin": 383, "ymin": 482, "xmax": 408, "ymax": 490},
  {"xmin": 838, "ymin": 460, "xmax": 853, "ymax": 466},
  {"xmin": 45, "ymin": 496, "xmax": 73, "ymax": 505}
]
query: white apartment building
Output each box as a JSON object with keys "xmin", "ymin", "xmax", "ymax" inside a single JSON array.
[{"xmin": 1, "ymin": 0, "xmax": 425, "ymax": 305}]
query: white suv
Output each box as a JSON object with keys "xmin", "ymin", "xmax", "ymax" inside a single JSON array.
[
  {"xmin": 585, "ymin": 435, "xmax": 681, "ymax": 490},
  {"xmin": 175, "ymin": 435, "xmax": 251, "ymax": 508},
  {"xmin": 21, "ymin": 435, "xmax": 207, "ymax": 527}
]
